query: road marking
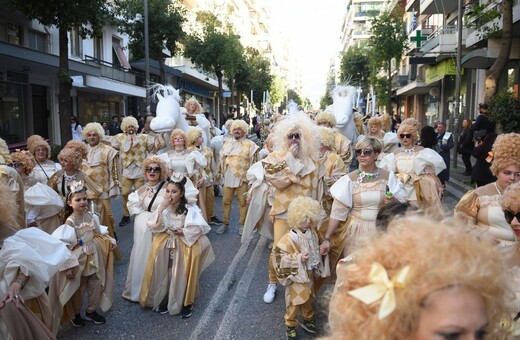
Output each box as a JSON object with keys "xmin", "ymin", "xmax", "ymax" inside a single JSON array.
[
  {"xmin": 189, "ymin": 233, "xmax": 260, "ymax": 340},
  {"xmin": 214, "ymin": 236, "xmax": 267, "ymax": 340}
]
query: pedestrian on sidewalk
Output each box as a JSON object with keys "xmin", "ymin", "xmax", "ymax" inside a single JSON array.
[
  {"xmin": 471, "ymin": 132, "xmax": 497, "ymax": 187},
  {"xmin": 434, "ymin": 122, "xmax": 454, "ymax": 185},
  {"xmin": 458, "ymin": 119, "xmax": 474, "ymax": 175}
]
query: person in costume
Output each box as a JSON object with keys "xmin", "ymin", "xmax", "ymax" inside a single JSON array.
[
  {"xmin": 324, "ymin": 217, "xmax": 510, "ymax": 339},
  {"xmin": 314, "ymin": 111, "xmax": 353, "ymax": 168},
  {"xmin": 319, "ymin": 136, "xmax": 404, "ymax": 278},
  {"xmin": 184, "ymin": 97, "xmax": 211, "ymax": 147},
  {"xmin": 140, "ymin": 178, "xmax": 214, "ymax": 317},
  {"xmin": 82, "ymin": 123, "xmax": 120, "ymax": 258},
  {"xmin": 48, "ymin": 181, "xmax": 116, "ymax": 332},
  {"xmin": 11, "ymin": 150, "xmax": 62, "ymax": 233},
  {"xmin": 26, "ymin": 135, "xmax": 61, "ymax": 184},
  {"xmin": 0, "ymin": 183, "xmax": 74, "ymax": 340},
  {"xmin": 262, "ymin": 113, "xmax": 321, "ymax": 304},
  {"xmin": 0, "ymin": 137, "xmax": 25, "ymax": 229},
  {"xmin": 366, "ymin": 116, "xmax": 385, "ymax": 139},
  {"xmin": 47, "ymin": 142, "xmax": 103, "ymax": 223},
  {"xmin": 272, "ymin": 196, "xmax": 327, "ymax": 340},
  {"xmin": 379, "ymin": 118, "xmax": 445, "ymax": 215},
  {"xmin": 123, "ymin": 156, "xmax": 168, "ymax": 302},
  {"xmin": 108, "ymin": 116, "xmax": 165, "ymax": 227},
  {"xmin": 455, "ymin": 133, "xmax": 520, "ymax": 247},
  {"xmin": 216, "ymin": 120, "xmax": 259, "ymax": 235},
  {"xmin": 187, "ymin": 127, "xmax": 221, "ymax": 225}
]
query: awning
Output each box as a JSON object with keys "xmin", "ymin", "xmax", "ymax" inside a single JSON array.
[
  {"xmin": 396, "ymin": 80, "xmax": 435, "ymax": 96},
  {"xmin": 73, "ymin": 75, "xmax": 146, "ymax": 97}
]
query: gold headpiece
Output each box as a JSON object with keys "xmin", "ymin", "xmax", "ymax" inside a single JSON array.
[{"xmin": 348, "ymin": 262, "xmax": 411, "ymax": 320}]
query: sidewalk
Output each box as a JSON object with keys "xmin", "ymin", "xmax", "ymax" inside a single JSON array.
[{"xmin": 445, "ymin": 153, "xmax": 475, "ymax": 201}]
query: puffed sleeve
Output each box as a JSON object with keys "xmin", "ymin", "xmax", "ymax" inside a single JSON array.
[
  {"xmin": 146, "ymin": 209, "xmax": 166, "ymax": 233},
  {"xmin": 329, "ymin": 175, "xmax": 353, "ymax": 207},
  {"xmin": 246, "ymin": 161, "xmax": 265, "ymax": 189},
  {"xmin": 183, "ymin": 205, "xmax": 211, "ymax": 247},
  {"xmin": 388, "ymin": 171, "xmax": 406, "ymax": 202},
  {"xmin": 378, "ymin": 153, "xmax": 396, "ymax": 172},
  {"xmin": 454, "ymin": 190, "xmax": 479, "ymax": 225},
  {"xmin": 127, "ymin": 191, "xmax": 145, "ymax": 216},
  {"xmin": 185, "ymin": 150, "xmax": 207, "ymax": 177},
  {"xmin": 24, "ymin": 182, "xmax": 64, "ymax": 219},
  {"xmin": 415, "ymin": 148, "xmax": 446, "ymax": 175},
  {"xmin": 262, "ymin": 152, "xmax": 303, "ymax": 191}
]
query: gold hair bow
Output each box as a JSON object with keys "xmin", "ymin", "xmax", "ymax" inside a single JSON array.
[{"xmin": 348, "ymin": 262, "xmax": 411, "ymax": 320}]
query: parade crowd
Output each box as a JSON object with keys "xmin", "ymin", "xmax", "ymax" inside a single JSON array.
[{"xmin": 0, "ymin": 90, "xmax": 519, "ymax": 340}]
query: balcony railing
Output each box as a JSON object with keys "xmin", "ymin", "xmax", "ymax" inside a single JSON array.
[
  {"xmin": 420, "ymin": 25, "xmax": 466, "ymax": 53},
  {"xmin": 84, "ymin": 55, "xmax": 139, "ymax": 85}
]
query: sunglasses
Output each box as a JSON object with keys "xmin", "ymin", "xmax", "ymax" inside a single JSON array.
[
  {"xmin": 355, "ymin": 149, "xmax": 374, "ymax": 156},
  {"xmin": 146, "ymin": 166, "xmax": 161, "ymax": 173},
  {"xmin": 504, "ymin": 210, "xmax": 520, "ymax": 224},
  {"xmin": 400, "ymin": 134, "xmax": 413, "ymax": 139},
  {"xmin": 287, "ymin": 133, "xmax": 301, "ymax": 139},
  {"xmin": 11, "ymin": 161, "xmax": 21, "ymax": 168}
]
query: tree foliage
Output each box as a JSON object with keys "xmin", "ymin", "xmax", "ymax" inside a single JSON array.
[
  {"xmin": 320, "ymin": 70, "xmax": 336, "ymax": 109},
  {"xmin": 234, "ymin": 47, "xmax": 272, "ymax": 109},
  {"xmin": 114, "ymin": 0, "xmax": 186, "ymax": 83},
  {"xmin": 4, "ymin": 0, "xmax": 111, "ymax": 145},
  {"xmin": 367, "ymin": 9, "xmax": 407, "ymax": 114},
  {"xmin": 340, "ymin": 46, "xmax": 370, "ymax": 92},
  {"xmin": 269, "ymin": 76, "xmax": 287, "ymax": 106},
  {"xmin": 490, "ymin": 90, "xmax": 520, "ymax": 133},
  {"xmin": 183, "ymin": 11, "xmax": 244, "ymax": 122}
]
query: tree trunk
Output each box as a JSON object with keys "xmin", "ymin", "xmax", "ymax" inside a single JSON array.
[
  {"xmin": 58, "ymin": 27, "xmax": 72, "ymax": 146},
  {"xmin": 158, "ymin": 57, "xmax": 166, "ymax": 84},
  {"xmin": 216, "ymin": 69, "xmax": 224, "ymax": 125},
  {"xmin": 484, "ymin": 0, "xmax": 513, "ymax": 105},
  {"xmin": 387, "ymin": 62, "xmax": 392, "ymax": 115}
]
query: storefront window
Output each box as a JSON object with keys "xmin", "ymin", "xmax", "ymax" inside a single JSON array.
[
  {"xmin": 77, "ymin": 91, "xmax": 121, "ymax": 126},
  {"xmin": 0, "ymin": 82, "xmax": 25, "ymax": 144}
]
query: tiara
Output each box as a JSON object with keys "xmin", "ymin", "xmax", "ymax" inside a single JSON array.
[{"xmin": 69, "ymin": 180, "xmax": 85, "ymax": 193}]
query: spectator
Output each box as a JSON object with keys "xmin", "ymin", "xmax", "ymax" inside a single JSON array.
[
  {"xmin": 458, "ymin": 119, "xmax": 474, "ymax": 175},
  {"xmin": 434, "ymin": 122, "xmax": 454, "ymax": 185},
  {"xmin": 108, "ymin": 116, "xmax": 122, "ymax": 136},
  {"xmin": 419, "ymin": 125, "xmax": 436, "ymax": 149},
  {"xmin": 472, "ymin": 103, "xmax": 495, "ymax": 136},
  {"xmin": 70, "ymin": 116, "xmax": 82, "ymax": 141},
  {"xmin": 102, "ymin": 122, "xmax": 110, "ymax": 136}
]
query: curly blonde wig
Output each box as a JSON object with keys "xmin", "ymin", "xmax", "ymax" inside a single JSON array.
[
  {"xmin": 319, "ymin": 126, "xmax": 336, "ymax": 150},
  {"xmin": 224, "ymin": 119, "xmax": 234, "ymax": 134},
  {"xmin": 490, "ymin": 133, "xmax": 520, "ymax": 177},
  {"xmin": 169, "ymin": 128, "xmax": 187, "ymax": 148},
  {"xmin": 368, "ymin": 116, "xmax": 382, "ymax": 128},
  {"xmin": 0, "ymin": 137, "xmax": 12, "ymax": 164},
  {"xmin": 501, "ymin": 181, "xmax": 520, "ymax": 213},
  {"xmin": 58, "ymin": 147, "xmax": 84, "ymax": 170},
  {"xmin": 380, "ymin": 113, "xmax": 392, "ymax": 132},
  {"xmin": 186, "ymin": 127, "xmax": 203, "ymax": 147},
  {"xmin": 230, "ymin": 119, "xmax": 249, "ymax": 135},
  {"xmin": 82, "ymin": 122, "xmax": 105, "ymax": 140},
  {"xmin": 397, "ymin": 118, "xmax": 421, "ymax": 142},
  {"xmin": 142, "ymin": 155, "xmax": 169, "ymax": 181},
  {"xmin": 27, "ymin": 135, "xmax": 51, "ymax": 159},
  {"xmin": 0, "ymin": 182, "xmax": 17, "ymax": 230},
  {"xmin": 184, "ymin": 97, "xmax": 203, "ymax": 114},
  {"xmin": 11, "ymin": 151, "xmax": 36, "ymax": 175},
  {"xmin": 121, "ymin": 116, "xmax": 139, "ymax": 132},
  {"xmin": 325, "ymin": 217, "xmax": 508, "ymax": 340},
  {"xmin": 287, "ymin": 196, "xmax": 321, "ymax": 227},
  {"xmin": 64, "ymin": 140, "xmax": 88, "ymax": 160},
  {"xmin": 314, "ymin": 111, "xmax": 336, "ymax": 127},
  {"xmin": 355, "ymin": 135, "xmax": 383, "ymax": 153},
  {"xmin": 271, "ymin": 113, "xmax": 320, "ymax": 159}
]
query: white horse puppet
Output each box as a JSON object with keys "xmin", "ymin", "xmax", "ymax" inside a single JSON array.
[
  {"xmin": 149, "ymin": 84, "xmax": 189, "ymax": 150},
  {"xmin": 327, "ymin": 85, "xmax": 359, "ymax": 143}
]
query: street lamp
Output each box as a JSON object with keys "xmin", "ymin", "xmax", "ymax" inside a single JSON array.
[{"xmin": 144, "ymin": 0, "xmax": 150, "ymax": 114}]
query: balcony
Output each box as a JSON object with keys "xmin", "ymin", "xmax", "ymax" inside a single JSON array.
[
  {"xmin": 84, "ymin": 55, "xmax": 138, "ymax": 85},
  {"xmin": 420, "ymin": 25, "xmax": 467, "ymax": 54},
  {"xmin": 406, "ymin": 26, "xmax": 435, "ymax": 55},
  {"xmin": 420, "ymin": 0, "xmax": 458, "ymax": 14}
]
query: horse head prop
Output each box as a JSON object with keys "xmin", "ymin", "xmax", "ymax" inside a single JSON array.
[
  {"xmin": 287, "ymin": 100, "xmax": 298, "ymax": 116},
  {"xmin": 150, "ymin": 84, "xmax": 189, "ymax": 133},
  {"xmin": 329, "ymin": 85, "xmax": 358, "ymax": 142}
]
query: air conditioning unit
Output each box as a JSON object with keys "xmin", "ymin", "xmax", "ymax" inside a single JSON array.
[{"xmin": 429, "ymin": 87, "xmax": 440, "ymax": 98}]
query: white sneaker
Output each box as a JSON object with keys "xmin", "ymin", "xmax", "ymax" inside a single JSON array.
[{"xmin": 263, "ymin": 284, "xmax": 276, "ymax": 304}]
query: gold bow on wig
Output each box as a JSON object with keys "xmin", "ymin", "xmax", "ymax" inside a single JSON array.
[{"xmin": 348, "ymin": 262, "xmax": 411, "ymax": 320}]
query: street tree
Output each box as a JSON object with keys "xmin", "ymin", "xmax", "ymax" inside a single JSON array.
[
  {"xmin": 184, "ymin": 11, "xmax": 244, "ymax": 123},
  {"xmin": 269, "ymin": 76, "xmax": 287, "ymax": 108},
  {"xmin": 114, "ymin": 0, "xmax": 186, "ymax": 84},
  {"xmin": 5, "ymin": 0, "xmax": 111, "ymax": 144},
  {"xmin": 320, "ymin": 65, "xmax": 337, "ymax": 109},
  {"xmin": 368, "ymin": 9, "xmax": 408, "ymax": 114},
  {"xmin": 340, "ymin": 46, "xmax": 370, "ymax": 93}
]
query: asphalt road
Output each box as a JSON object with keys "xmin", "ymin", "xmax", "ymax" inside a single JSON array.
[{"xmin": 56, "ymin": 190, "xmax": 459, "ymax": 340}]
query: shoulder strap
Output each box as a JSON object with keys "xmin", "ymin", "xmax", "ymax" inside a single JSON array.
[
  {"xmin": 36, "ymin": 160, "xmax": 49, "ymax": 180},
  {"xmin": 147, "ymin": 181, "xmax": 166, "ymax": 212}
]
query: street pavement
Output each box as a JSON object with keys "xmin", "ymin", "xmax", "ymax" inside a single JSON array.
[{"xmin": 57, "ymin": 186, "xmax": 461, "ymax": 340}]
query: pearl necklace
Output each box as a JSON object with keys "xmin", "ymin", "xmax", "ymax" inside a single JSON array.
[
  {"xmin": 402, "ymin": 147, "xmax": 416, "ymax": 154},
  {"xmin": 494, "ymin": 181, "xmax": 503, "ymax": 196},
  {"xmin": 356, "ymin": 169, "xmax": 380, "ymax": 186}
]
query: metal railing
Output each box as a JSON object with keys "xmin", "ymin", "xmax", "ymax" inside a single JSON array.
[{"xmin": 84, "ymin": 55, "xmax": 139, "ymax": 85}]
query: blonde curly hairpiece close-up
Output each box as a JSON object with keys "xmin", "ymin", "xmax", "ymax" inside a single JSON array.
[
  {"xmin": 287, "ymin": 196, "xmax": 321, "ymax": 227},
  {"xmin": 490, "ymin": 133, "xmax": 520, "ymax": 177}
]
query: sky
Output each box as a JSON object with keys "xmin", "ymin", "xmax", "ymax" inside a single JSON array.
[{"xmin": 268, "ymin": 0, "xmax": 346, "ymax": 108}]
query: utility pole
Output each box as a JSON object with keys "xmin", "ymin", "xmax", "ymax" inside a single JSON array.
[
  {"xmin": 453, "ymin": 0, "xmax": 463, "ymax": 169},
  {"xmin": 144, "ymin": 0, "xmax": 150, "ymax": 114}
]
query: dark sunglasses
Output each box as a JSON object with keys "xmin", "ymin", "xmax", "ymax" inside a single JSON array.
[
  {"xmin": 355, "ymin": 149, "xmax": 374, "ymax": 156},
  {"xmin": 504, "ymin": 210, "xmax": 520, "ymax": 224},
  {"xmin": 11, "ymin": 161, "xmax": 21, "ymax": 168},
  {"xmin": 400, "ymin": 133, "xmax": 413, "ymax": 139},
  {"xmin": 146, "ymin": 166, "xmax": 161, "ymax": 173},
  {"xmin": 287, "ymin": 133, "xmax": 301, "ymax": 139}
]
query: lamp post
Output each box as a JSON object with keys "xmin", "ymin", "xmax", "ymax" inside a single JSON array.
[{"xmin": 144, "ymin": 0, "xmax": 150, "ymax": 114}]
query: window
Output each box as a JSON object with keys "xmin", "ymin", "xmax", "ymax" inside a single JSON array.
[
  {"xmin": 70, "ymin": 26, "xmax": 82, "ymax": 57},
  {"xmin": 112, "ymin": 37, "xmax": 130, "ymax": 69},
  {"xmin": 0, "ymin": 21, "xmax": 22, "ymax": 45},
  {"xmin": 28, "ymin": 30, "xmax": 47, "ymax": 52},
  {"xmin": 94, "ymin": 35, "xmax": 103, "ymax": 61}
]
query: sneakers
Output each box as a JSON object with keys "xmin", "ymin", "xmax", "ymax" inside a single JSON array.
[
  {"xmin": 180, "ymin": 304, "xmax": 193, "ymax": 318},
  {"xmin": 158, "ymin": 305, "xmax": 169, "ymax": 315},
  {"xmin": 263, "ymin": 283, "xmax": 276, "ymax": 304},
  {"xmin": 85, "ymin": 310, "xmax": 106, "ymax": 325},
  {"xmin": 299, "ymin": 319, "xmax": 316, "ymax": 334},
  {"xmin": 210, "ymin": 216, "xmax": 223, "ymax": 225},
  {"xmin": 71, "ymin": 314, "xmax": 85, "ymax": 327},
  {"xmin": 119, "ymin": 216, "xmax": 131, "ymax": 227},
  {"xmin": 215, "ymin": 224, "xmax": 229, "ymax": 235},
  {"xmin": 286, "ymin": 326, "xmax": 298, "ymax": 339}
]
